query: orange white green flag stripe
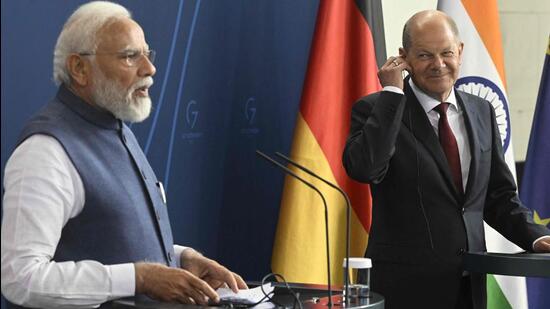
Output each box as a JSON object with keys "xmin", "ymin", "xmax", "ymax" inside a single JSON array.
[
  {"xmin": 271, "ymin": 0, "xmax": 384, "ymax": 284},
  {"xmin": 438, "ymin": 0, "xmax": 526, "ymax": 308}
]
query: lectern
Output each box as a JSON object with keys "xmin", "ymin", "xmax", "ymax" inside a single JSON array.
[
  {"xmin": 112, "ymin": 282, "xmax": 385, "ymax": 309},
  {"xmin": 463, "ymin": 252, "xmax": 550, "ymax": 277}
]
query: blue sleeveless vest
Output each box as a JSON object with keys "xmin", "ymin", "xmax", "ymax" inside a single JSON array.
[{"xmin": 17, "ymin": 85, "xmax": 176, "ymax": 268}]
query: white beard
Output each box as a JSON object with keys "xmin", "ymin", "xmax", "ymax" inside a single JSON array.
[{"xmin": 91, "ymin": 69, "xmax": 153, "ymax": 123}]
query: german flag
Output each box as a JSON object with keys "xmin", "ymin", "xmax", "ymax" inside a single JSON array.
[{"xmin": 271, "ymin": 0, "xmax": 385, "ymax": 284}]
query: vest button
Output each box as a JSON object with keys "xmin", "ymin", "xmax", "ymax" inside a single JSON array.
[
  {"xmin": 167, "ymin": 252, "xmax": 172, "ymax": 262},
  {"xmin": 121, "ymin": 133, "xmax": 127, "ymax": 143},
  {"xmin": 155, "ymin": 210, "xmax": 161, "ymax": 221},
  {"xmin": 461, "ymin": 207, "xmax": 465, "ymax": 214},
  {"xmin": 458, "ymin": 248, "xmax": 466, "ymax": 255},
  {"xmin": 140, "ymin": 168, "xmax": 147, "ymax": 180}
]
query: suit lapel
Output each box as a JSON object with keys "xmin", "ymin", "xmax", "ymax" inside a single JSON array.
[
  {"xmin": 401, "ymin": 82, "xmax": 463, "ymax": 201},
  {"xmin": 456, "ymin": 91, "xmax": 480, "ymax": 201}
]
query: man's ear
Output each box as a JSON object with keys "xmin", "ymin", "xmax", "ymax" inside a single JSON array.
[
  {"xmin": 458, "ymin": 42, "xmax": 464, "ymax": 65},
  {"xmin": 398, "ymin": 47, "xmax": 412, "ymax": 76},
  {"xmin": 66, "ymin": 54, "xmax": 91, "ymax": 87},
  {"xmin": 399, "ymin": 47, "xmax": 407, "ymax": 59}
]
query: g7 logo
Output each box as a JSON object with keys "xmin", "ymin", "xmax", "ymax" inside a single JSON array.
[
  {"xmin": 186, "ymin": 100, "xmax": 199, "ymax": 129},
  {"xmin": 245, "ymin": 97, "xmax": 256, "ymax": 125}
]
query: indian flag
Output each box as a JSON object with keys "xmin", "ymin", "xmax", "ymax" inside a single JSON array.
[
  {"xmin": 271, "ymin": 0, "xmax": 384, "ymax": 284},
  {"xmin": 438, "ymin": 0, "xmax": 527, "ymax": 308}
]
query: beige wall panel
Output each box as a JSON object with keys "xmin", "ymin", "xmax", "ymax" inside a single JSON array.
[
  {"xmin": 499, "ymin": 0, "xmax": 550, "ymax": 160},
  {"xmin": 498, "ymin": 0, "xmax": 550, "ymax": 13}
]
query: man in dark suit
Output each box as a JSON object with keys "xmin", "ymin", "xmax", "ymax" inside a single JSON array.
[{"xmin": 342, "ymin": 10, "xmax": 550, "ymax": 309}]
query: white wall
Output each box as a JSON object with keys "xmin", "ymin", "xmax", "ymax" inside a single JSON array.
[
  {"xmin": 381, "ymin": 0, "xmax": 550, "ymax": 161},
  {"xmin": 499, "ymin": 0, "xmax": 550, "ymax": 161}
]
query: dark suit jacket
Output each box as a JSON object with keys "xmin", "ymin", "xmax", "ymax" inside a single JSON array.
[{"xmin": 342, "ymin": 80, "xmax": 550, "ymax": 309}]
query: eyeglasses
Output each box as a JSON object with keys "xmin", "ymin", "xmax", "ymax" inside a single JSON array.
[{"xmin": 78, "ymin": 49, "xmax": 156, "ymax": 67}]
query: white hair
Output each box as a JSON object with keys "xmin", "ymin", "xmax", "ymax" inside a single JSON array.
[{"xmin": 53, "ymin": 1, "xmax": 132, "ymax": 86}]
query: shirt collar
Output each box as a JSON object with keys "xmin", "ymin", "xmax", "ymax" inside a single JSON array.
[
  {"xmin": 408, "ymin": 78, "xmax": 459, "ymax": 113},
  {"xmin": 57, "ymin": 84, "xmax": 121, "ymax": 130}
]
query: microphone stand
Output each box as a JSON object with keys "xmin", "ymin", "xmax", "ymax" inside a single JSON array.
[
  {"xmin": 275, "ymin": 152, "xmax": 351, "ymax": 306},
  {"xmin": 256, "ymin": 150, "xmax": 333, "ymax": 307}
]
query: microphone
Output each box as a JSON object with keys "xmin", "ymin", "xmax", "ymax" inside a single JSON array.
[
  {"xmin": 255, "ymin": 150, "xmax": 333, "ymax": 306},
  {"xmin": 274, "ymin": 152, "xmax": 351, "ymax": 305}
]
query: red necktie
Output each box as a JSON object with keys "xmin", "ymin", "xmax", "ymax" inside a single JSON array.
[{"xmin": 434, "ymin": 103, "xmax": 463, "ymax": 194}]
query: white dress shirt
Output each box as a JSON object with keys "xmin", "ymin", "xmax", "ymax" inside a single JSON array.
[
  {"xmin": 1, "ymin": 134, "xmax": 188, "ymax": 308},
  {"xmin": 384, "ymin": 80, "xmax": 471, "ymax": 190},
  {"xmin": 408, "ymin": 79, "xmax": 471, "ymax": 191}
]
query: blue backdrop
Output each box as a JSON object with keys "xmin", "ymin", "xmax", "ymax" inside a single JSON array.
[{"xmin": 0, "ymin": 0, "xmax": 319, "ymax": 294}]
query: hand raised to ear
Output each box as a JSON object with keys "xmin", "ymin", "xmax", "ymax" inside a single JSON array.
[{"xmin": 378, "ymin": 56, "xmax": 411, "ymax": 90}]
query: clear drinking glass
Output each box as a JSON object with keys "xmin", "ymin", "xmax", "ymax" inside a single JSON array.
[{"xmin": 342, "ymin": 257, "xmax": 372, "ymax": 298}]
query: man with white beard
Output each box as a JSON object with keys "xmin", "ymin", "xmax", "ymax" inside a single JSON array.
[{"xmin": 0, "ymin": 2, "xmax": 247, "ymax": 308}]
